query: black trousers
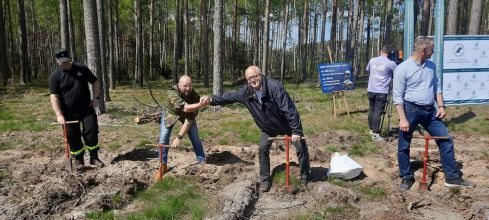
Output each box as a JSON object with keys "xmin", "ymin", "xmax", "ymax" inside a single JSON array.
[
  {"xmin": 64, "ymin": 110, "xmax": 99, "ymax": 155},
  {"xmin": 368, "ymin": 92, "xmax": 388, "ymax": 133},
  {"xmin": 258, "ymin": 132, "xmax": 310, "ymax": 183}
]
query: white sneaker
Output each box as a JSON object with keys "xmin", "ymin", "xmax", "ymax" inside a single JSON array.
[{"xmin": 371, "ymin": 133, "xmax": 384, "ymax": 142}]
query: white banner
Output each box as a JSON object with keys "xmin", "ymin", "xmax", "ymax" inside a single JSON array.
[{"xmin": 443, "ymin": 36, "xmax": 489, "ymax": 105}]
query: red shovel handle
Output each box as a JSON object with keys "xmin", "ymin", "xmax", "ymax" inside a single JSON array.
[{"xmin": 63, "ymin": 123, "xmax": 69, "ymax": 159}]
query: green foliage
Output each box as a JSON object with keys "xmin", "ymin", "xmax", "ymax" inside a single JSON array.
[
  {"xmin": 138, "ymin": 139, "xmax": 152, "ymax": 148},
  {"xmin": 296, "ymin": 204, "xmax": 359, "ymax": 220},
  {"xmin": 0, "ymin": 170, "xmax": 10, "ymax": 182},
  {"xmin": 86, "ymin": 211, "xmax": 114, "ymax": 220},
  {"xmin": 272, "ymin": 170, "xmax": 301, "ymax": 188},
  {"xmin": 124, "ymin": 177, "xmax": 206, "ymax": 220},
  {"xmin": 358, "ymin": 186, "xmax": 385, "ymax": 198},
  {"xmin": 450, "ymin": 187, "xmax": 461, "ymax": 195},
  {"xmin": 326, "ymin": 145, "xmax": 339, "ymax": 153}
]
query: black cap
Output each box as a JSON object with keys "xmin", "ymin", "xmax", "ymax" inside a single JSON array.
[{"xmin": 54, "ymin": 48, "xmax": 71, "ymax": 62}]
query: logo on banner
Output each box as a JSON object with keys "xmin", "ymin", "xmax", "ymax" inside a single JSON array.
[
  {"xmin": 463, "ymin": 82, "xmax": 470, "ymax": 89},
  {"xmin": 471, "ymin": 90, "xmax": 477, "ymax": 98},
  {"xmin": 453, "ymin": 44, "xmax": 465, "ymax": 57},
  {"xmin": 446, "ymin": 82, "xmax": 452, "ymax": 90},
  {"xmin": 474, "ymin": 42, "xmax": 480, "ymax": 48},
  {"xmin": 471, "ymin": 74, "xmax": 477, "ymax": 81},
  {"xmin": 481, "ymin": 82, "xmax": 486, "ymax": 89},
  {"xmin": 456, "ymin": 74, "xmax": 462, "ymax": 81}
]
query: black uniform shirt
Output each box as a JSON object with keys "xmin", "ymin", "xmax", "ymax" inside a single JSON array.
[{"xmin": 49, "ymin": 63, "xmax": 97, "ymax": 116}]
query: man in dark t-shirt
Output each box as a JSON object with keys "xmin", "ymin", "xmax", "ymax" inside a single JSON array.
[{"xmin": 49, "ymin": 48, "xmax": 104, "ymax": 170}]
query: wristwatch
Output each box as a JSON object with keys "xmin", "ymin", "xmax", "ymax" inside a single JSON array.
[
  {"xmin": 177, "ymin": 134, "xmax": 183, "ymax": 140},
  {"xmin": 438, "ymin": 105, "xmax": 445, "ymax": 109}
]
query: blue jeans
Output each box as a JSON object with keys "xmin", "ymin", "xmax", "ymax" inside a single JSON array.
[
  {"xmin": 159, "ymin": 112, "xmax": 206, "ymax": 164},
  {"xmin": 398, "ymin": 102, "xmax": 460, "ymax": 180}
]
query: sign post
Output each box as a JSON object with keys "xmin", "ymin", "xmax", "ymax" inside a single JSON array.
[{"xmin": 318, "ymin": 62, "xmax": 354, "ymax": 118}]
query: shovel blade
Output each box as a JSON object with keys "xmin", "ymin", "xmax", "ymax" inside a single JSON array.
[
  {"xmin": 418, "ymin": 182, "xmax": 429, "ymax": 191},
  {"xmin": 65, "ymin": 157, "xmax": 72, "ymax": 172}
]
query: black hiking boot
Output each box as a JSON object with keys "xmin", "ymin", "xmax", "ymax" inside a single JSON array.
[
  {"xmin": 89, "ymin": 150, "xmax": 105, "ymax": 168},
  {"xmin": 399, "ymin": 178, "xmax": 415, "ymax": 192},
  {"xmin": 260, "ymin": 181, "xmax": 271, "ymax": 192},
  {"xmin": 72, "ymin": 154, "xmax": 85, "ymax": 171}
]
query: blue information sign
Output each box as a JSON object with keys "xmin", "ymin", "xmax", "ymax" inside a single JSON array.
[{"xmin": 318, "ymin": 62, "xmax": 355, "ymax": 93}]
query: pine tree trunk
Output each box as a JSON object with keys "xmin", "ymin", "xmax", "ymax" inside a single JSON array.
[
  {"xmin": 114, "ymin": 0, "xmax": 120, "ymax": 82},
  {"xmin": 232, "ymin": 0, "xmax": 238, "ymax": 79},
  {"xmin": 149, "ymin": 0, "xmax": 154, "ymax": 80},
  {"xmin": 83, "ymin": 0, "xmax": 105, "ymax": 113},
  {"xmin": 59, "ymin": 0, "xmax": 69, "ymax": 49},
  {"xmin": 0, "ymin": 0, "xmax": 9, "ymax": 86},
  {"xmin": 330, "ymin": 0, "xmax": 337, "ymax": 62},
  {"xmin": 183, "ymin": 0, "xmax": 189, "ymax": 75},
  {"xmin": 280, "ymin": 0, "xmax": 289, "ymax": 84},
  {"xmin": 17, "ymin": 0, "xmax": 29, "ymax": 85},
  {"xmin": 97, "ymin": 0, "xmax": 109, "ymax": 101},
  {"xmin": 261, "ymin": 0, "xmax": 270, "ymax": 75},
  {"xmin": 173, "ymin": 0, "xmax": 181, "ymax": 84},
  {"xmin": 108, "ymin": 0, "xmax": 115, "ymax": 90},
  {"xmin": 354, "ymin": 0, "xmax": 365, "ymax": 78},
  {"xmin": 201, "ymin": 0, "xmax": 209, "ymax": 87},
  {"xmin": 420, "ymin": 0, "xmax": 430, "ymax": 36},
  {"xmin": 383, "ymin": 0, "xmax": 393, "ymax": 45},
  {"xmin": 301, "ymin": 0, "xmax": 308, "ymax": 81},
  {"xmin": 67, "ymin": 0, "xmax": 76, "ymax": 61},
  {"xmin": 213, "ymin": 0, "xmax": 224, "ymax": 96},
  {"xmin": 469, "ymin": 0, "xmax": 483, "ymax": 34},
  {"xmin": 253, "ymin": 0, "xmax": 259, "ymax": 65},
  {"xmin": 135, "ymin": 0, "xmax": 143, "ymax": 86}
]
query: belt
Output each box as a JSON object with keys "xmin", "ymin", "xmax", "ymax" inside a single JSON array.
[{"xmin": 405, "ymin": 101, "xmax": 435, "ymax": 111}]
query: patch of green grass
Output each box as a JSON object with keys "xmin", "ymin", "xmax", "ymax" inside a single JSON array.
[
  {"xmin": 108, "ymin": 143, "xmax": 122, "ymax": 150},
  {"xmin": 450, "ymin": 187, "xmax": 461, "ymax": 195},
  {"xmin": 326, "ymin": 145, "xmax": 339, "ymax": 153},
  {"xmin": 296, "ymin": 204, "xmax": 359, "ymax": 220},
  {"xmin": 112, "ymin": 194, "xmax": 123, "ymax": 208},
  {"xmin": 86, "ymin": 211, "xmax": 114, "ymax": 220},
  {"xmin": 137, "ymin": 139, "xmax": 152, "ymax": 148},
  {"xmin": 218, "ymin": 139, "xmax": 229, "ymax": 145},
  {"xmin": 0, "ymin": 170, "xmax": 9, "ymax": 182},
  {"xmin": 328, "ymin": 178, "xmax": 348, "ymax": 187},
  {"xmin": 358, "ymin": 186, "xmax": 385, "ymax": 198},
  {"xmin": 124, "ymin": 177, "xmax": 206, "ymax": 220},
  {"xmin": 272, "ymin": 170, "xmax": 301, "ymax": 188},
  {"xmin": 348, "ymin": 136, "xmax": 380, "ymax": 156}
]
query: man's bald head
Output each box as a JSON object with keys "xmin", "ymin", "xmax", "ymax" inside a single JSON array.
[
  {"xmin": 178, "ymin": 75, "xmax": 193, "ymax": 96},
  {"xmin": 179, "ymin": 75, "xmax": 192, "ymax": 84},
  {"xmin": 244, "ymin": 66, "xmax": 263, "ymax": 91},
  {"xmin": 245, "ymin": 66, "xmax": 261, "ymax": 76}
]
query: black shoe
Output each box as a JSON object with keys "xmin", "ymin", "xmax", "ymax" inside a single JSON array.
[
  {"xmin": 90, "ymin": 157, "xmax": 105, "ymax": 168},
  {"xmin": 400, "ymin": 178, "xmax": 415, "ymax": 191},
  {"xmin": 260, "ymin": 181, "xmax": 271, "ymax": 192},
  {"xmin": 444, "ymin": 178, "xmax": 475, "ymax": 188}
]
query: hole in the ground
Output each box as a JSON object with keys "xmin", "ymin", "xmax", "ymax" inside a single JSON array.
[
  {"xmin": 206, "ymin": 151, "xmax": 254, "ymax": 166},
  {"xmin": 110, "ymin": 148, "xmax": 158, "ymax": 164}
]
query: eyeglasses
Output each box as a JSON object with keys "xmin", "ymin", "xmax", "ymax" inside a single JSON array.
[{"xmin": 246, "ymin": 74, "xmax": 261, "ymax": 82}]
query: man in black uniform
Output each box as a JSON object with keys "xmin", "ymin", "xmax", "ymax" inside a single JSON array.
[{"xmin": 49, "ymin": 48, "xmax": 104, "ymax": 169}]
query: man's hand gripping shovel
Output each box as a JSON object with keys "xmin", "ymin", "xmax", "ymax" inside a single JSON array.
[{"xmin": 51, "ymin": 120, "xmax": 79, "ymax": 172}]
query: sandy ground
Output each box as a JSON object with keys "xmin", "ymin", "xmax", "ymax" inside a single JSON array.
[{"xmin": 1, "ymin": 120, "xmax": 489, "ymax": 219}]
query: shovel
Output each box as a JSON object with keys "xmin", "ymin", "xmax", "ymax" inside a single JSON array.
[
  {"xmin": 418, "ymin": 135, "xmax": 449, "ymax": 191},
  {"xmin": 268, "ymin": 136, "xmax": 306, "ymax": 193},
  {"xmin": 145, "ymin": 143, "xmax": 171, "ymax": 180},
  {"xmin": 51, "ymin": 121, "xmax": 80, "ymax": 172}
]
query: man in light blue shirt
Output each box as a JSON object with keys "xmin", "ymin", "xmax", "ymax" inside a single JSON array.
[
  {"xmin": 366, "ymin": 45, "xmax": 397, "ymax": 141},
  {"xmin": 393, "ymin": 36, "xmax": 474, "ymax": 191}
]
